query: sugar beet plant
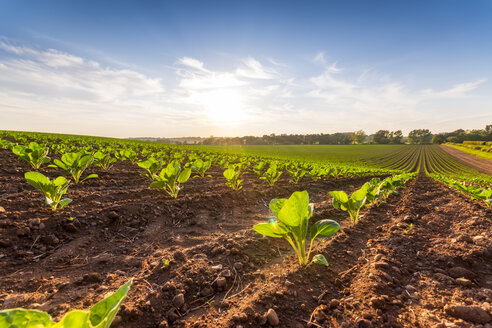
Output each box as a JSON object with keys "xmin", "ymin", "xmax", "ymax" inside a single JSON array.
[
  {"xmin": 93, "ymin": 151, "xmax": 117, "ymax": 171},
  {"xmin": 191, "ymin": 158, "xmax": 212, "ymax": 178},
  {"xmin": 0, "ymin": 280, "xmax": 131, "ymax": 328},
  {"xmin": 330, "ymin": 184, "xmax": 368, "ymax": 225},
  {"xmin": 138, "ymin": 157, "xmax": 164, "ymax": 180},
  {"xmin": 51, "ymin": 152, "xmax": 98, "ymax": 183},
  {"xmin": 12, "ymin": 142, "xmax": 50, "ymax": 169},
  {"xmin": 223, "ymin": 164, "xmax": 244, "ymax": 191},
  {"xmin": 25, "ymin": 172, "xmax": 72, "ymax": 211},
  {"xmin": 260, "ymin": 163, "xmax": 282, "ymax": 186},
  {"xmin": 254, "ymin": 191, "xmax": 340, "ymax": 266},
  {"xmin": 150, "ymin": 160, "xmax": 191, "ymax": 198}
]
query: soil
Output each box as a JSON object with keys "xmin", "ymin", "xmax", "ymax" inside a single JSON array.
[
  {"xmin": 1, "ymin": 148, "xmax": 491, "ymax": 328},
  {"xmin": 440, "ymin": 145, "xmax": 492, "ymax": 175}
]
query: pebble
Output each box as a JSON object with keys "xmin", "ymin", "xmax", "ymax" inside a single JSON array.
[
  {"xmin": 444, "ymin": 305, "xmax": 491, "ymax": 323},
  {"xmin": 107, "ymin": 211, "xmax": 119, "ymax": 220},
  {"xmin": 211, "ymin": 264, "xmax": 223, "ymax": 271},
  {"xmin": 266, "ymin": 308, "xmax": 279, "ymax": 326},
  {"xmin": 172, "ymin": 293, "xmax": 184, "ymax": 308},
  {"xmin": 449, "ymin": 267, "xmax": 476, "ymax": 279},
  {"xmin": 216, "ymin": 277, "xmax": 227, "ymax": 288},
  {"xmin": 456, "ymin": 278, "xmax": 473, "ymax": 287},
  {"xmin": 374, "ymin": 262, "xmax": 390, "ymax": 270},
  {"xmin": 0, "ymin": 206, "xmax": 5, "ymax": 213}
]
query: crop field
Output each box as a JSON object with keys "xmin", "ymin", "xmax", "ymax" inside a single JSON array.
[{"xmin": 0, "ymin": 131, "xmax": 491, "ymax": 328}]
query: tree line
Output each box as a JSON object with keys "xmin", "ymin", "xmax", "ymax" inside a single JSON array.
[{"xmin": 161, "ymin": 125, "xmax": 491, "ymax": 145}]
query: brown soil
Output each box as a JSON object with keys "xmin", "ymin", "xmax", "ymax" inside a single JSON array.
[
  {"xmin": 440, "ymin": 145, "xmax": 492, "ymax": 175},
  {"xmin": 1, "ymin": 149, "xmax": 491, "ymax": 328}
]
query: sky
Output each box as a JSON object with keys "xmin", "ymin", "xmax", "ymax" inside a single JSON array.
[{"xmin": 0, "ymin": 0, "xmax": 491, "ymax": 138}]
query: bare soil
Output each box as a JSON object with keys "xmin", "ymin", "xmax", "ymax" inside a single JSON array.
[
  {"xmin": 1, "ymin": 148, "xmax": 491, "ymax": 328},
  {"xmin": 440, "ymin": 145, "xmax": 492, "ymax": 175}
]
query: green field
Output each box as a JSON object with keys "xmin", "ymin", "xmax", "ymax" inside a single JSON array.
[{"xmin": 186, "ymin": 144, "xmax": 409, "ymax": 163}]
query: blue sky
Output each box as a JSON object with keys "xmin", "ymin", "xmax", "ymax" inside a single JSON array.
[{"xmin": 0, "ymin": 0, "xmax": 491, "ymax": 137}]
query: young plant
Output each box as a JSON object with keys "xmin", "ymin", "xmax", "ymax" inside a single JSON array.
[
  {"xmin": 260, "ymin": 163, "xmax": 282, "ymax": 186},
  {"xmin": 286, "ymin": 164, "xmax": 307, "ymax": 184},
  {"xmin": 252, "ymin": 161, "xmax": 267, "ymax": 176},
  {"xmin": 115, "ymin": 149, "xmax": 138, "ymax": 163},
  {"xmin": 150, "ymin": 160, "xmax": 191, "ymax": 198},
  {"xmin": 254, "ymin": 191, "xmax": 340, "ymax": 266},
  {"xmin": 0, "ymin": 280, "xmax": 132, "ymax": 328},
  {"xmin": 93, "ymin": 151, "xmax": 117, "ymax": 171},
  {"xmin": 12, "ymin": 142, "xmax": 50, "ymax": 169},
  {"xmin": 330, "ymin": 184, "xmax": 368, "ymax": 224},
  {"xmin": 138, "ymin": 157, "xmax": 164, "ymax": 180},
  {"xmin": 52, "ymin": 152, "xmax": 98, "ymax": 183},
  {"xmin": 191, "ymin": 158, "xmax": 212, "ymax": 178},
  {"xmin": 223, "ymin": 164, "xmax": 244, "ymax": 191},
  {"xmin": 25, "ymin": 172, "xmax": 72, "ymax": 211}
]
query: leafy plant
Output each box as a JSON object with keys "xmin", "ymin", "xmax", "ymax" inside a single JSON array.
[
  {"xmin": 150, "ymin": 160, "xmax": 191, "ymax": 198},
  {"xmin": 191, "ymin": 158, "xmax": 212, "ymax": 178},
  {"xmin": 253, "ymin": 191, "xmax": 340, "ymax": 266},
  {"xmin": 330, "ymin": 184, "xmax": 368, "ymax": 224},
  {"xmin": 25, "ymin": 172, "xmax": 72, "ymax": 211},
  {"xmin": 12, "ymin": 142, "xmax": 51, "ymax": 169},
  {"xmin": 223, "ymin": 164, "xmax": 244, "ymax": 191},
  {"xmin": 115, "ymin": 149, "xmax": 138, "ymax": 163},
  {"xmin": 138, "ymin": 157, "xmax": 164, "ymax": 180},
  {"xmin": 93, "ymin": 151, "xmax": 116, "ymax": 171},
  {"xmin": 260, "ymin": 163, "xmax": 282, "ymax": 186},
  {"xmin": 52, "ymin": 152, "xmax": 98, "ymax": 183},
  {"xmin": 0, "ymin": 280, "xmax": 132, "ymax": 328},
  {"xmin": 286, "ymin": 164, "xmax": 307, "ymax": 184}
]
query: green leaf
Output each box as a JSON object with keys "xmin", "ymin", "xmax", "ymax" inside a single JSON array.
[
  {"xmin": 25, "ymin": 171, "xmax": 50, "ymax": 189},
  {"xmin": 223, "ymin": 168, "xmax": 235, "ymax": 180},
  {"xmin": 329, "ymin": 191, "xmax": 348, "ymax": 207},
  {"xmin": 269, "ymin": 198, "xmax": 286, "ymax": 217},
  {"xmin": 177, "ymin": 168, "xmax": 191, "ymax": 183},
  {"xmin": 309, "ymin": 219, "xmax": 340, "ymax": 240},
  {"xmin": 277, "ymin": 191, "xmax": 309, "ymax": 227},
  {"xmin": 59, "ymin": 198, "xmax": 72, "ymax": 208},
  {"xmin": 311, "ymin": 254, "xmax": 329, "ymax": 266},
  {"xmin": 253, "ymin": 221, "xmax": 290, "ymax": 238},
  {"xmin": 87, "ymin": 280, "xmax": 132, "ymax": 328},
  {"xmin": 351, "ymin": 184, "xmax": 368, "ymax": 202},
  {"xmin": 52, "ymin": 310, "xmax": 89, "ymax": 328},
  {"xmin": 82, "ymin": 174, "xmax": 98, "ymax": 181},
  {"xmin": 0, "ymin": 309, "xmax": 54, "ymax": 328}
]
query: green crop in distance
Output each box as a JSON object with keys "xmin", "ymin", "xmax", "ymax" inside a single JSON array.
[
  {"xmin": 0, "ymin": 280, "xmax": 132, "ymax": 328},
  {"xmin": 254, "ymin": 191, "xmax": 340, "ymax": 266},
  {"xmin": 25, "ymin": 172, "xmax": 72, "ymax": 211}
]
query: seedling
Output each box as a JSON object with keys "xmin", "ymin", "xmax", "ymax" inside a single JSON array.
[
  {"xmin": 330, "ymin": 184, "xmax": 368, "ymax": 224},
  {"xmin": 93, "ymin": 151, "xmax": 116, "ymax": 171},
  {"xmin": 260, "ymin": 163, "xmax": 282, "ymax": 186},
  {"xmin": 52, "ymin": 152, "xmax": 98, "ymax": 183},
  {"xmin": 223, "ymin": 164, "xmax": 244, "ymax": 191},
  {"xmin": 191, "ymin": 158, "xmax": 212, "ymax": 178},
  {"xmin": 0, "ymin": 280, "xmax": 132, "ymax": 328},
  {"xmin": 12, "ymin": 142, "xmax": 50, "ymax": 169},
  {"xmin": 254, "ymin": 191, "xmax": 340, "ymax": 266},
  {"xmin": 25, "ymin": 172, "xmax": 72, "ymax": 211},
  {"xmin": 138, "ymin": 157, "xmax": 164, "ymax": 180},
  {"xmin": 150, "ymin": 160, "xmax": 191, "ymax": 198}
]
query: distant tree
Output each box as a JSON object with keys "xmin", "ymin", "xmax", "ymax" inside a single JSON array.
[
  {"xmin": 431, "ymin": 134, "xmax": 447, "ymax": 144},
  {"xmin": 447, "ymin": 136, "xmax": 459, "ymax": 143},
  {"xmin": 353, "ymin": 130, "xmax": 366, "ymax": 144},
  {"xmin": 373, "ymin": 130, "xmax": 390, "ymax": 144},
  {"xmin": 408, "ymin": 129, "xmax": 432, "ymax": 144},
  {"xmin": 486, "ymin": 125, "xmax": 492, "ymax": 135},
  {"xmin": 389, "ymin": 130, "xmax": 403, "ymax": 144}
]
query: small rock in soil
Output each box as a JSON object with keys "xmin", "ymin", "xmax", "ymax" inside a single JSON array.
[
  {"xmin": 449, "ymin": 267, "xmax": 476, "ymax": 279},
  {"xmin": 266, "ymin": 308, "xmax": 279, "ymax": 326},
  {"xmin": 83, "ymin": 272, "xmax": 103, "ymax": 283},
  {"xmin": 216, "ymin": 277, "xmax": 226, "ymax": 288},
  {"xmin": 107, "ymin": 211, "xmax": 119, "ymax": 220},
  {"xmin": 173, "ymin": 251, "xmax": 186, "ymax": 262},
  {"xmin": 374, "ymin": 262, "xmax": 390, "ymax": 270},
  {"xmin": 0, "ymin": 206, "xmax": 5, "ymax": 212},
  {"xmin": 200, "ymin": 287, "xmax": 213, "ymax": 296},
  {"xmin": 357, "ymin": 318, "xmax": 372, "ymax": 328},
  {"xmin": 444, "ymin": 305, "xmax": 491, "ymax": 323},
  {"xmin": 172, "ymin": 293, "xmax": 184, "ymax": 308},
  {"xmin": 456, "ymin": 278, "xmax": 473, "ymax": 287}
]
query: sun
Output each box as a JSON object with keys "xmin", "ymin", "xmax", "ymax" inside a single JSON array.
[{"xmin": 198, "ymin": 89, "xmax": 246, "ymax": 125}]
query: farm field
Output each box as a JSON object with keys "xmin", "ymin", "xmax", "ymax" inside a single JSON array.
[{"xmin": 0, "ymin": 131, "xmax": 491, "ymax": 328}]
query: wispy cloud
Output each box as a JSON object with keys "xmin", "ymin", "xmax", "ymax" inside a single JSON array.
[{"xmin": 0, "ymin": 40, "xmax": 488, "ymax": 136}]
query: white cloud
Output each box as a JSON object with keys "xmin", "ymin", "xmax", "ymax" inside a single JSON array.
[{"xmin": 0, "ymin": 40, "xmax": 488, "ymax": 137}]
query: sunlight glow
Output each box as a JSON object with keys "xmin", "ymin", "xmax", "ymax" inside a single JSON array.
[{"xmin": 197, "ymin": 89, "xmax": 246, "ymax": 125}]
